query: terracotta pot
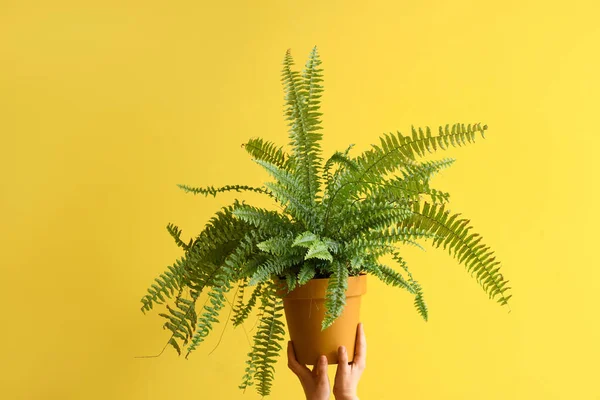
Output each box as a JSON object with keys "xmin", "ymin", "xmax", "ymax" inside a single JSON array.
[{"xmin": 278, "ymin": 274, "xmax": 367, "ymax": 365}]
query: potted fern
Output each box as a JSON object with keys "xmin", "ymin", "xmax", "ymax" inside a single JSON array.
[{"xmin": 140, "ymin": 46, "xmax": 511, "ymax": 397}]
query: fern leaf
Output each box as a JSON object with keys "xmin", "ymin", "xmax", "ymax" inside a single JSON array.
[
  {"xmin": 250, "ymin": 253, "xmax": 305, "ymax": 285},
  {"xmin": 232, "ymin": 282, "xmax": 264, "ymax": 327},
  {"xmin": 177, "ymin": 184, "xmax": 272, "ymax": 198},
  {"xmin": 404, "ymin": 201, "xmax": 511, "ymax": 306},
  {"xmin": 297, "ymin": 263, "xmax": 316, "ymax": 285},
  {"xmin": 256, "ymin": 234, "xmax": 296, "ymax": 256},
  {"xmin": 240, "ymin": 282, "xmax": 286, "ymax": 396},
  {"xmin": 140, "ymin": 259, "xmax": 186, "ymax": 313},
  {"xmin": 166, "ymin": 223, "xmax": 191, "ymax": 250},
  {"xmin": 242, "ymin": 137, "xmax": 292, "ymax": 171},
  {"xmin": 292, "ymin": 231, "xmax": 319, "ymax": 248},
  {"xmin": 305, "ymin": 240, "xmax": 334, "ymax": 262},
  {"xmin": 412, "ymin": 279, "xmax": 428, "ymax": 321},
  {"xmin": 391, "ymin": 253, "xmax": 428, "ymax": 321},
  {"xmin": 363, "ymin": 260, "xmax": 414, "ymax": 294},
  {"xmin": 324, "ymin": 150, "xmax": 359, "ymax": 182},
  {"xmin": 232, "ymin": 203, "xmax": 294, "ymax": 236},
  {"xmin": 185, "ymin": 233, "xmax": 261, "ymax": 358},
  {"xmin": 282, "ymin": 48, "xmax": 323, "ymax": 204},
  {"xmin": 400, "ymin": 123, "xmax": 488, "ymax": 157},
  {"xmin": 322, "ymin": 260, "xmax": 349, "ymax": 330}
]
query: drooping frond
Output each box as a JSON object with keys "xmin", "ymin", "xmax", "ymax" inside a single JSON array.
[
  {"xmin": 184, "ymin": 285, "xmax": 228, "ymax": 358},
  {"xmin": 140, "ymin": 259, "xmax": 186, "ymax": 313},
  {"xmin": 362, "ymin": 258, "xmax": 414, "ymax": 294},
  {"xmin": 231, "ymin": 278, "xmax": 248, "ymax": 320},
  {"xmin": 185, "ymin": 233, "xmax": 260, "ymax": 358},
  {"xmin": 240, "ymin": 282, "xmax": 286, "ymax": 396},
  {"xmin": 184, "ymin": 202, "xmax": 253, "ymax": 272},
  {"xmin": 242, "ymin": 137, "xmax": 293, "ymax": 171},
  {"xmin": 282, "ymin": 48, "xmax": 323, "ymax": 204},
  {"xmin": 322, "ymin": 260, "xmax": 349, "ymax": 330},
  {"xmin": 158, "ymin": 290, "xmax": 200, "ymax": 355},
  {"xmin": 403, "ymin": 201, "xmax": 511, "ymax": 306},
  {"xmin": 232, "ymin": 203, "xmax": 295, "ymax": 236},
  {"xmin": 392, "ymin": 253, "xmax": 428, "ymax": 321},
  {"xmin": 232, "ymin": 282, "xmax": 264, "ymax": 327},
  {"xmin": 177, "ymin": 184, "xmax": 272, "ymax": 198},
  {"xmin": 411, "ymin": 279, "xmax": 427, "ymax": 321}
]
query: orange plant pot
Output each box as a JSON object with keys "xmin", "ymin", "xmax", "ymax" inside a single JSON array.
[{"xmin": 278, "ymin": 274, "xmax": 367, "ymax": 365}]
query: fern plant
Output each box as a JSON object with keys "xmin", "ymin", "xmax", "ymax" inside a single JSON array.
[{"xmin": 140, "ymin": 46, "xmax": 511, "ymax": 397}]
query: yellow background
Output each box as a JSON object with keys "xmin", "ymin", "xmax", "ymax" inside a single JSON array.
[{"xmin": 2, "ymin": 1, "xmax": 599, "ymax": 399}]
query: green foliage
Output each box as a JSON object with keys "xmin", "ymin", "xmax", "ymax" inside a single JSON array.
[
  {"xmin": 322, "ymin": 260, "xmax": 349, "ymax": 330},
  {"xmin": 239, "ymin": 282, "xmax": 286, "ymax": 396},
  {"xmin": 140, "ymin": 46, "xmax": 510, "ymax": 396}
]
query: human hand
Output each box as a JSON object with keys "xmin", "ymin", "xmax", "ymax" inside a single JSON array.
[
  {"xmin": 287, "ymin": 341, "xmax": 331, "ymax": 400},
  {"xmin": 333, "ymin": 323, "xmax": 366, "ymax": 400}
]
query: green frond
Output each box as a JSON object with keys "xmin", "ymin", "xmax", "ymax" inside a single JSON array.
[
  {"xmin": 282, "ymin": 48, "xmax": 323, "ymax": 204},
  {"xmin": 140, "ymin": 259, "xmax": 186, "ymax": 313},
  {"xmin": 285, "ymin": 271, "xmax": 298, "ymax": 292},
  {"xmin": 324, "ymin": 149, "xmax": 359, "ymax": 183},
  {"xmin": 249, "ymin": 253, "xmax": 305, "ymax": 285},
  {"xmin": 159, "ymin": 290, "xmax": 200, "ymax": 355},
  {"xmin": 397, "ymin": 123, "xmax": 488, "ymax": 158},
  {"xmin": 362, "ymin": 259, "xmax": 414, "ymax": 294},
  {"xmin": 401, "ymin": 157, "xmax": 456, "ymax": 181},
  {"xmin": 411, "ymin": 279, "xmax": 428, "ymax": 321},
  {"xmin": 242, "ymin": 137, "xmax": 292, "ymax": 171},
  {"xmin": 159, "ymin": 230, "xmax": 262, "ymax": 357},
  {"xmin": 322, "ymin": 260, "xmax": 349, "ymax": 330},
  {"xmin": 297, "ymin": 262, "xmax": 316, "ymax": 285},
  {"xmin": 344, "ymin": 238, "xmax": 397, "ymax": 260},
  {"xmin": 291, "ymin": 231, "xmax": 335, "ymax": 262},
  {"xmin": 184, "ymin": 285, "xmax": 229, "ymax": 358},
  {"xmin": 391, "ymin": 253, "xmax": 428, "ymax": 321},
  {"xmin": 240, "ymin": 282, "xmax": 286, "ymax": 396},
  {"xmin": 232, "ymin": 203, "xmax": 295, "ymax": 236},
  {"xmin": 292, "ymin": 231, "xmax": 319, "ymax": 248},
  {"xmin": 257, "ymin": 234, "xmax": 296, "ymax": 256},
  {"xmin": 166, "ymin": 223, "xmax": 192, "ymax": 250},
  {"xmin": 338, "ymin": 199, "xmax": 413, "ymax": 240},
  {"xmin": 177, "ymin": 184, "xmax": 272, "ymax": 198},
  {"xmin": 404, "ymin": 201, "xmax": 511, "ymax": 306},
  {"xmin": 232, "ymin": 282, "xmax": 264, "ymax": 327},
  {"xmin": 254, "ymin": 159, "xmax": 315, "ymax": 227},
  {"xmin": 322, "ymin": 132, "xmax": 421, "ymax": 232},
  {"xmin": 231, "ymin": 278, "xmax": 248, "ymax": 320},
  {"xmin": 305, "ymin": 240, "xmax": 334, "ymax": 262},
  {"xmin": 365, "ymin": 225, "xmax": 441, "ymax": 246},
  {"xmin": 185, "ymin": 233, "xmax": 261, "ymax": 358}
]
